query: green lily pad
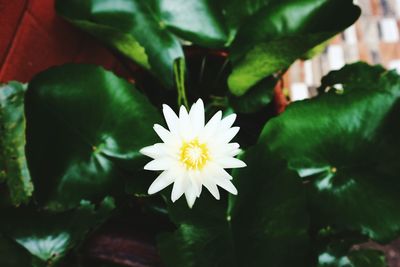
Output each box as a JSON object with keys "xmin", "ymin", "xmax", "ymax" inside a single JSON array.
[
  {"xmin": 260, "ymin": 64, "xmax": 400, "ymax": 242},
  {"xmin": 25, "ymin": 64, "xmax": 161, "ymax": 210}
]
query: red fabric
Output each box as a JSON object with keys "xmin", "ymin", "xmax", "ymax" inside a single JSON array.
[
  {"xmin": 0, "ymin": 1, "xmax": 26, "ymax": 65},
  {"xmin": 0, "ymin": 0, "xmax": 132, "ymax": 83}
]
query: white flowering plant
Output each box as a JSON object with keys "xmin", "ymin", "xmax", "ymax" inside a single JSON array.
[{"xmin": 0, "ymin": 1, "xmax": 399, "ymax": 267}]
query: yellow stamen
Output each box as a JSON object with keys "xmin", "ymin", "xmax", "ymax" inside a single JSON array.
[{"xmin": 180, "ymin": 138, "xmax": 209, "ymax": 170}]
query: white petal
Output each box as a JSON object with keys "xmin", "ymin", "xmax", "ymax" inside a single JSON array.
[
  {"xmin": 200, "ymin": 110, "xmax": 222, "ymax": 141},
  {"xmin": 139, "ymin": 145, "xmax": 160, "ymax": 158},
  {"xmin": 216, "ymin": 157, "xmax": 247, "ymax": 169},
  {"xmin": 178, "ymin": 106, "xmax": 193, "ymax": 140},
  {"xmin": 202, "ymin": 178, "xmax": 220, "ymax": 200},
  {"xmin": 185, "ymin": 187, "xmax": 197, "ymax": 208},
  {"xmin": 153, "ymin": 124, "xmax": 173, "ymax": 143},
  {"xmin": 206, "ymin": 110, "xmax": 222, "ymax": 127},
  {"xmin": 216, "ymin": 166, "xmax": 233, "ymax": 180},
  {"xmin": 189, "ymin": 99, "xmax": 205, "ymax": 132},
  {"xmin": 211, "ymin": 143, "xmax": 240, "ymax": 158},
  {"xmin": 188, "ymin": 171, "xmax": 202, "ymax": 197},
  {"xmin": 215, "ymin": 127, "xmax": 240, "ymax": 144},
  {"xmin": 144, "ymin": 158, "xmax": 173, "ymax": 171},
  {"xmin": 163, "ymin": 104, "xmax": 179, "ymax": 133},
  {"xmin": 148, "ymin": 171, "xmax": 174, "ymax": 194},
  {"xmin": 219, "ymin": 113, "xmax": 237, "ymax": 130},
  {"xmin": 140, "ymin": 143, "xmax": 172, "ymax": 159},
  {"xmin": 214, "ymin": 176, "xmax": 238, "ymax": 195},
  {"xmin": 154, "ymin": 143, "xmax": 180, "ymax": 158},
  {"xmin": 230, "ymin": 149, "xmax": 241, "ymax": 157},
  {"xmin": 171, "ymin": 171, "xmax": 187, "ymax": 202},
  {"xmin": 207, "ymin": 163, "xmax": 233, "ymax": 180},
  {"xmin": 179, "ymin": 105, "xmax": 190, "ymax": 121}
]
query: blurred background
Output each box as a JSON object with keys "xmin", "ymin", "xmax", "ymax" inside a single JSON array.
[{"xmin": 286, "ymin": 0, "xmax": 400, "ymax": 100}]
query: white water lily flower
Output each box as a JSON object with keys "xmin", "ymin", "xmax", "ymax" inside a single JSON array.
[{"xmin": 140, "ymin": 99, "xmax": 246, "ymax": 208}]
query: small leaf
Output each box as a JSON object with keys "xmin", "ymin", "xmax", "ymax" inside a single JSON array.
[
  {"xmin": 318, "ymin": 62, "xmax": 386, "ymax": 94},
  {"xmin": 0, "ymin": 197, "xmax": 115, "ymax": 266},
  {"xmin": 318, "ymin": 244, "xmax": 387, "ymax": 267},
  {"xmin": 25, "ymin": 64, "xmax": 161, "ymax": 210},
  {"xmin": 0, "ymin": 81, "xmax": 33, "ymax": 205}
]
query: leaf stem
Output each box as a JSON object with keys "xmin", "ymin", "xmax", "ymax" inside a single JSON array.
[{"xmin": 174, "ymin": 58, "xmax": 189, "ymax": 109}]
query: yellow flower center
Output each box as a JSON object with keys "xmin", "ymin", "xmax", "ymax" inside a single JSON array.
[{"xmin": 180, "ymin": 138, "xmax": 209, "ymax": 170}]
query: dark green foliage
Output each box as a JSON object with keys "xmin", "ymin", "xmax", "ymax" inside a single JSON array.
[
  {"xmin": 55, "ymin": 0, "xmax": 360, "ymax": 95},
  {"xmin": 158, "ymin": 146, "xmax": 309, "ymax": 267},
  {"xmin": 25, "ymin": 64, "xmax": 161, "ymax": 210},
  {"xmin": 2, "ymin": 1, "xmax": 399, "ymax": 266},
  {"xmin": 261, "ymin": 64, "xmax": 400, "ymax": 242}
]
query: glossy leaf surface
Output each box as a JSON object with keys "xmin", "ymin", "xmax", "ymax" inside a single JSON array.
[
  {"xmin": 154, "ymin": 0, "xmax": 228, "ymax": 46},
  {"xmin": 0, "ymin": 197, "xmax": 115, "ymax": 266},
  {"xmin": 25, "ymin": 64, "xmax": 161, "ymax": 209},
  {"xmin": 261, "ymin": 64, "xmax": 400, "ymax": 242},
  {"xmin": 228, "ymin": 0, "xmax": 361, "ymax": 95},
  {"xmin": 56, "ymin": 0, "xmax": 228, "ymax": 88}
]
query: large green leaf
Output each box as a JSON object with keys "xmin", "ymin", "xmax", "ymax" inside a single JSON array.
[
  {"xmin": 25, "ymin": 64, "xmax": 161, "ymax": 210},
  {"xmin": 0, "ymin": 82, "xmax": 33, "ymax": 205},
  {"xmin": 158, "ymin": 145, "xmax": 309, "ymax": 267},
  {"xmin": 260, "ymin": 64, "xmax": 400, "ymax": 242},
  {"xmin": 0, "ymin": 197, "xmax": 115, "ymax": 266},
  {"xmin": 56, "ymin": 0, "xmax": 228, "ymax": 88},
  {"xmin": 228, "ymin": 0, "xmax": 361, "ymax": 95}
]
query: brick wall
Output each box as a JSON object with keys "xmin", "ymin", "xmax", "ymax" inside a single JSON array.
[{"xmin": 287, "ymin": 0, "xmax": 400, "ymax": 101}]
